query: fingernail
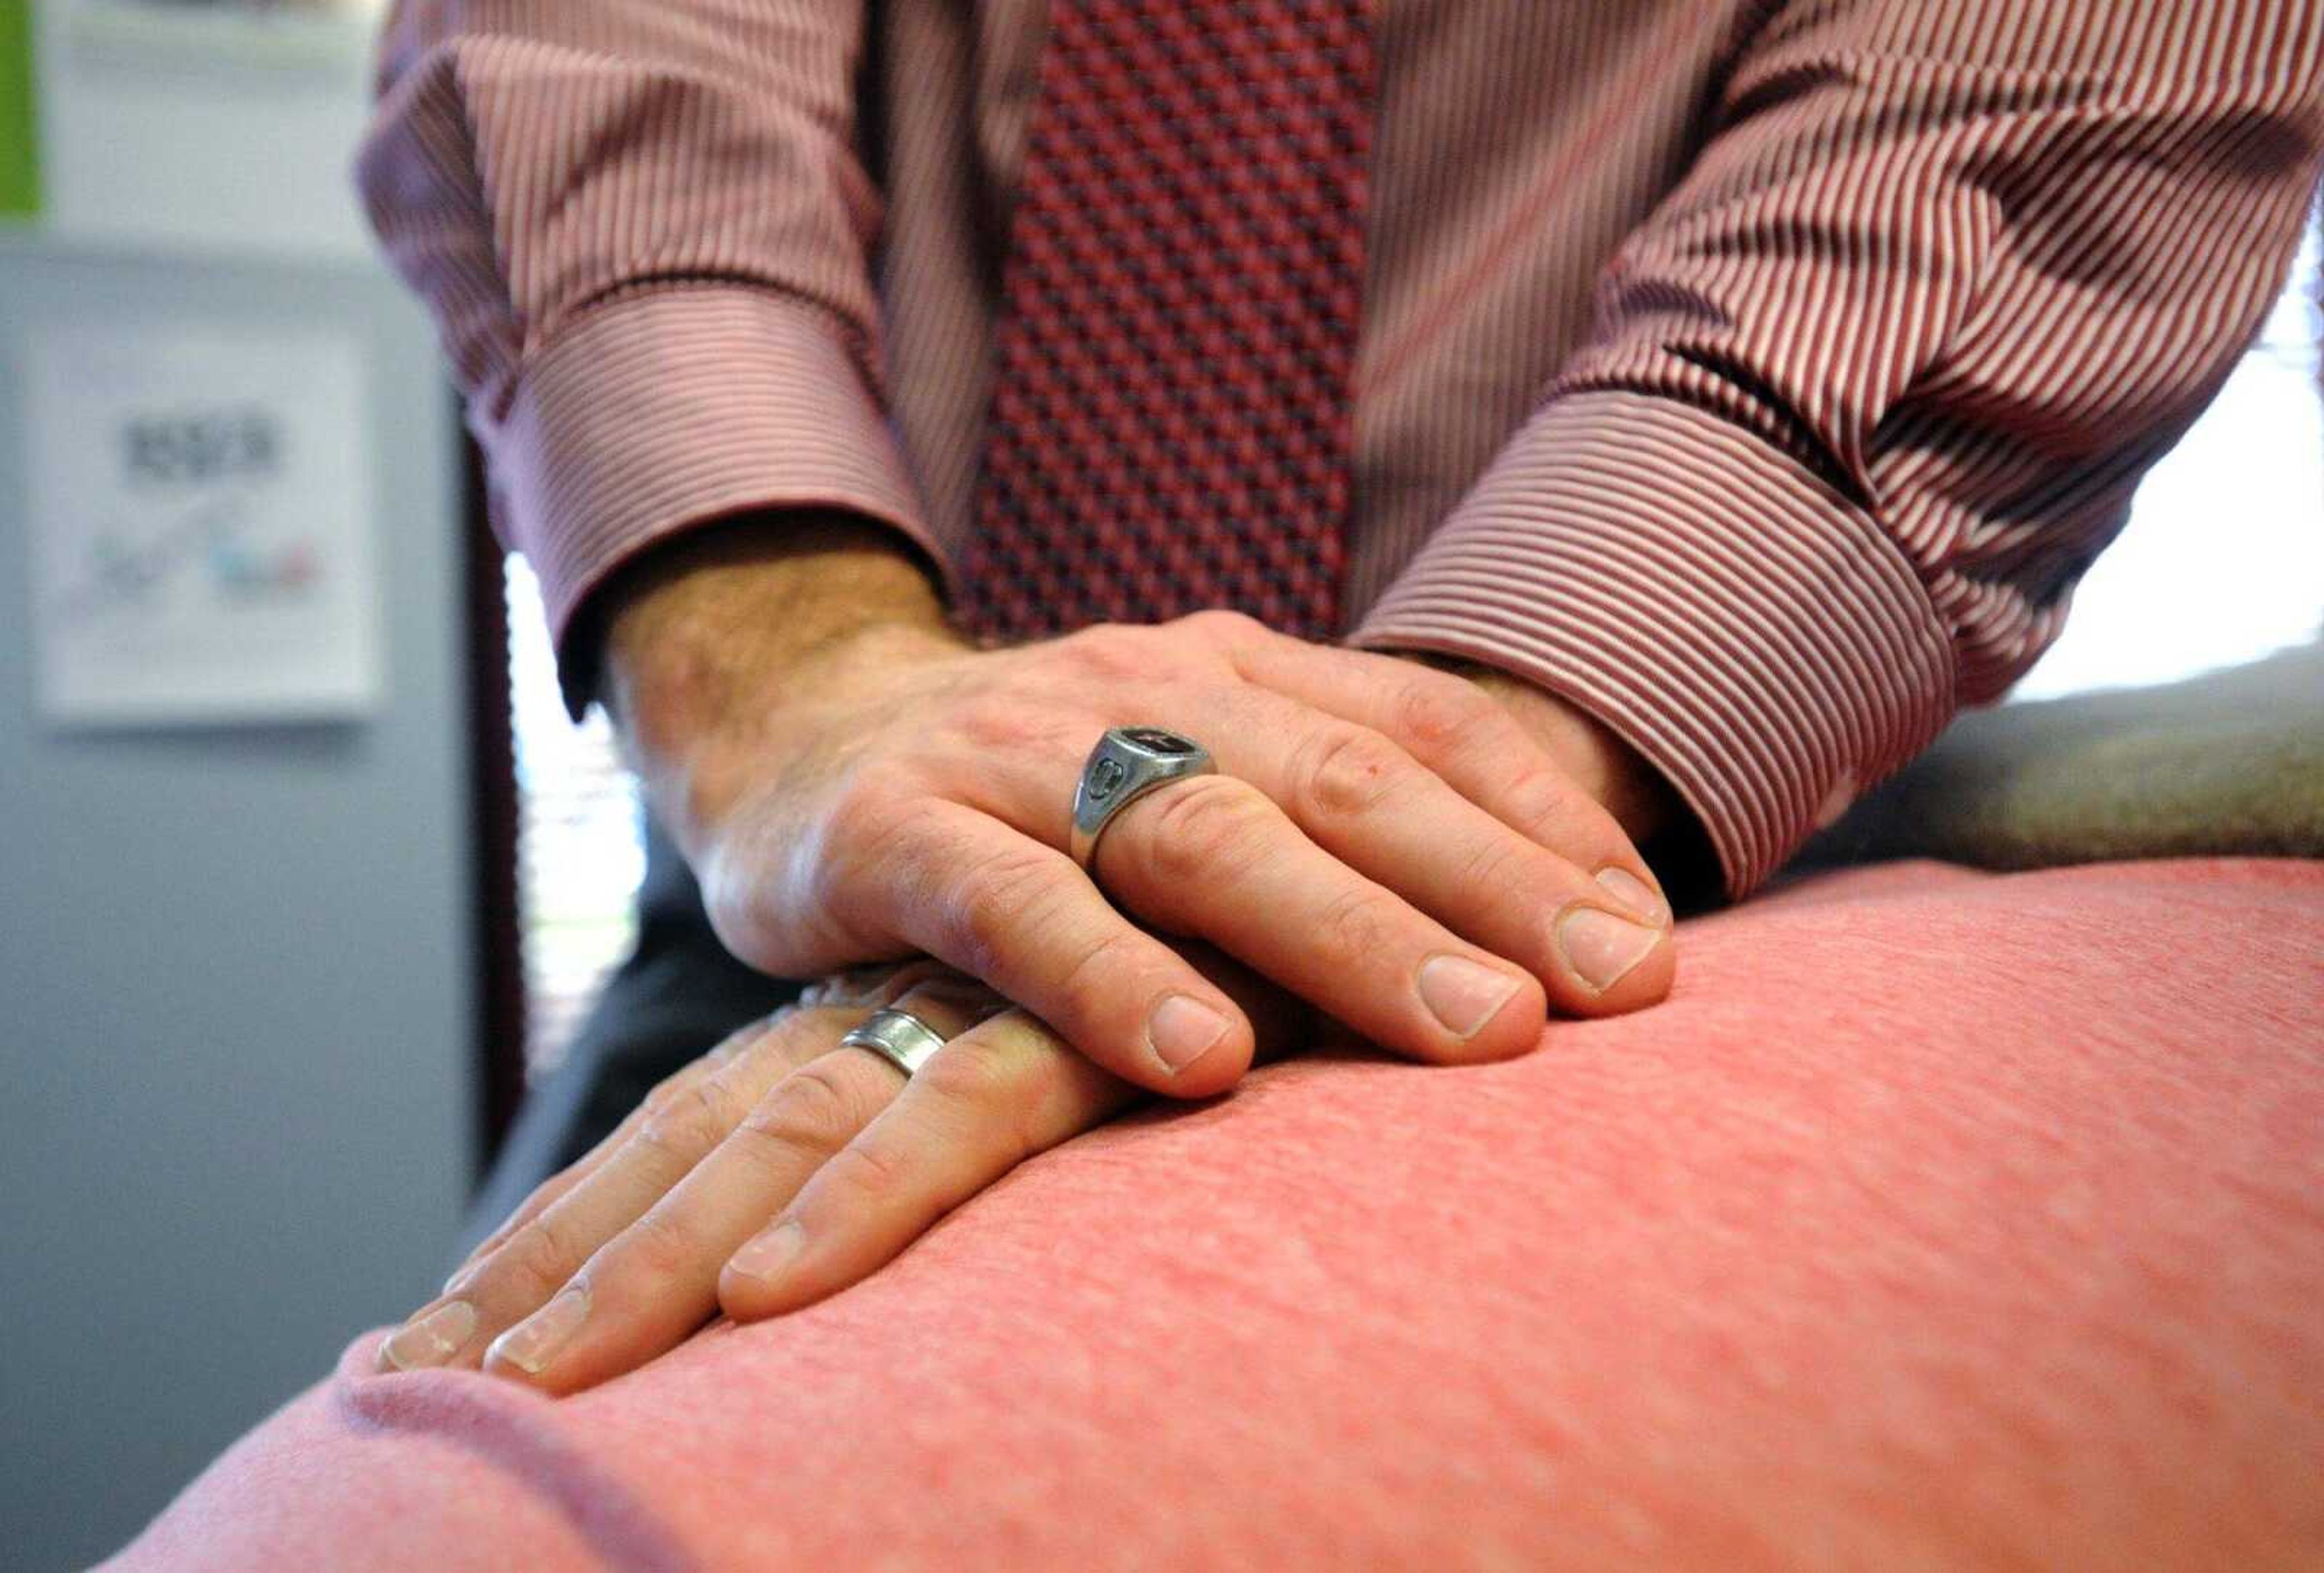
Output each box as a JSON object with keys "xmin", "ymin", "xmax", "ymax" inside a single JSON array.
[
  {"xmin": 488, "ymin": 1284, "xmax": 590, "ymax": 1376},
  {"xmin": 1594, "ymin": 866, "xmax": 1667, "ymax": 926},
  {"xmin": 728, "ymin": 1221, "xmax": 806, "ymax": 1284},
  {"xmin": 379, "ymin": 1300, "xmax": 476, "ymax": 1372},
  {"xmin": 1147, "ymin": 994, "xmax": 1230, "ymax": 1074},
  {"xmin": 1416, "ymin": 954, "xmax": 1523, "ymax": 1038},
  {"xmin": 1557, "ymin": 906, "xmax": 1663, "ymax": 992}
]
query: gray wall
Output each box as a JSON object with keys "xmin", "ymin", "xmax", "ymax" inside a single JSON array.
[{"xmin": 0, "ymin": 240, "xmax": 474, "ymax": 1570}]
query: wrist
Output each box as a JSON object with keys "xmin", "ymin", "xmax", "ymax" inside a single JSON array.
[{"xmin": 597, "ymin": 511, "xmax": 967, "ymax": 839}]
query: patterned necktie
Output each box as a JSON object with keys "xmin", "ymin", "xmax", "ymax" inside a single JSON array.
[{"xmin": 954, "ymin": 0, "xmax": 1376, "ymax": 644}]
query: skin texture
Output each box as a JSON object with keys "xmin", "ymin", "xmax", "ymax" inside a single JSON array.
[{"xmin": 378, "ymin": 514, "xmax": 1694, "ymax": 1390}]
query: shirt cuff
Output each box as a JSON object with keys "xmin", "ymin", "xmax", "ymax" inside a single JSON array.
[
  {"xmin": 485, "ymin": 286, "xmax": 948, "ymax": 681},
  {"xmin": 1347, "ymin": 390, "xmax": 1957, "ymax": 899}
]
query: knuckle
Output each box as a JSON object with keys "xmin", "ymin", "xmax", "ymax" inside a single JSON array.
[
  {"xmin": 1500, "ymin": 763, "xmax": 1592, "ymax": 843},
  {"xmin": 640, "ymin": 1065, "xmax": 700, "ymax": 1117},
  {"xmin": 1392, "ymin": 671, "xmax": 1498, "ymax": 755},
  {"xmin": 1178, "ymin": 607, "xmax": 1267, "ymax": 646},
  {"xmin": 1055, "ymin": 623, "xmax": 1147, "ymax": 683},
  {"xmin": 634, "ymin": 1076, "xmax": 741, "ymax": 1166},
  {"xmin": 1448, "ymin": 831, "xmax": 1534, "ymax": 902},
  {"xmin": 738, "ymin": 1061, "xmax": 870, "ymax": 1162},
  {"xmin": 491, "ymin": 1216, "xmax": 588, "ymax": 1301},
  {"xmin": 940, "ymin": 847, "xmax": 1071, "ymax": 981},
  {"xmin": 912, "ymin": 1033, "xmax": 1023, "ymax": 1111},
  {"xmin": 1292, "ymin": 724, "xmax": 1408, "ymax": 821},
  {"xmin": 826, "ymin": 1134, "xmax": 914, "ymax": 1203},
  {"xmin": 1049, "ymin": 927, "xmax": 1155, "ymax": 1031},
  {"xmin": 1312, "ymin": 882, "xmax": 1400, "ymax": 962},
  {"xmin": 606, "ymin": 1208, "xmax": 703, "ymax": 1284},
  {"xmin": 951, "ymin": 695, "xmax": 1083, "ymax": 758},
  {"xmin": 1138, "ymin": 775, "xmax": 1275, "ymax": 886}
]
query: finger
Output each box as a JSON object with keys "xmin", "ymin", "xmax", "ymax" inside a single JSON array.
[
  {"xmin": 844, "ymin": 799, "xmax": 1259, "ymax": 1098},
  {"xmin": 916, "ymin": 631, "xmax": 1669, "ymax": 1019},
  {"xmin": 718, "ymin": 941, "xmax": 1311, "ymax": 1322},
  {"xmin": 1228, "ymin": 635, "xmax": 1671, "ymax": 915},
  {"xmin": 446, "ymin": 1017, "xmax": 772, "ymax": 1282},
  {"xmin": 376, "ymin": 1003, "xmax": 842, "ymax": 1373},
  {"xmin": 440, "ymin": 967, "xmax": 967, "ymax": 1296},
  {"xmin": 1201, "ymin": 688, "xmax": 1674, "ymax": 1017},
  {"xmin": 479, "ymin": 979, "xmax": 1002, "ymax": 1391},
  {"xmin": 720, "ymin": 1007, "xmax": 1135, "ymax": 1321},
  {"xmin": 1091, "ymin": 771, "xmax": 1549, "ymax": 1064}
]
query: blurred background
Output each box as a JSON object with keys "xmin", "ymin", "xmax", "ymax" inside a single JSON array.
[{"xmin": 0, "ymin": 4, "xmax": 2316, "ymax": 1567}]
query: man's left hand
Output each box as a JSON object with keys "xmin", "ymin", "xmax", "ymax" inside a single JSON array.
[{"xmin": 381, "ymin": 945, "xmax": 1309, "ymax": 1393}]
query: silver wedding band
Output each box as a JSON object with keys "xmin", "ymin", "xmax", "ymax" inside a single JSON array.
[
  {"xmin": 1069, "ymin": 726, "xmax": 1218, "ymax": 872},
  {"xmin": 839, "ymin": 1007, "xmax": 948, "ymax": 1079}
]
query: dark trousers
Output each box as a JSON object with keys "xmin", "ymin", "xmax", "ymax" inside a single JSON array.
[{"xmin": 454, "ymin": 815, "xmax": 801, "ymax": 1261}]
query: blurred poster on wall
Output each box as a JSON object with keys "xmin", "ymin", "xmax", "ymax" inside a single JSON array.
[
  {"xmin": 24, "ymin": 322, "xmax": 382, "ymax": 726},
  {"xmin": 32, "ymin": 0, "xmax": 386, "ymax": 259}
]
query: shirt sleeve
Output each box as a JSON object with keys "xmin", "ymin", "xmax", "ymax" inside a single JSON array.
[
  {"xmin": 352, "ymin": 0, "xmax": 950, "ymax": 662},
  {"xmin": 1348, "ymin": 0, "xmax": 2324, "ymax": 898}
]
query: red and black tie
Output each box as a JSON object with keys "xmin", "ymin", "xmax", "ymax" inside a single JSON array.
[{"xmin": 955, "ymin": 0, "xmax": 1376, "ymax": 644}]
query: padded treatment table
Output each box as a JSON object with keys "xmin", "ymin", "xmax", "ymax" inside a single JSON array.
[{"xmin": 106, "ymin": 859, "xmax": 2324, "ymax": 1569}]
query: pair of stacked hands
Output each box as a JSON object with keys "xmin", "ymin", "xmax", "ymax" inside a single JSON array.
[{"xmin": 376, "ymin": 516, "xmax": 1688, "ymax": 1393}]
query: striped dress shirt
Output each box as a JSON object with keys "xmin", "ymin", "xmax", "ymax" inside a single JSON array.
[{"xmin": 355, "ymin": 1, "xmax": 2324, "ymax": 896}]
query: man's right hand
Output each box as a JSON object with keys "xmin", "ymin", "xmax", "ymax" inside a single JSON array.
[{"xmin": 597, "ymin": 514, "xmax": 1675, "ymax": 1100}]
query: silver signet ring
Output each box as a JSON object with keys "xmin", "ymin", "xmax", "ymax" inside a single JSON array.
[{"xmin": 1069, "ymin": 726, "xmax": 1217, "ymax": 873}]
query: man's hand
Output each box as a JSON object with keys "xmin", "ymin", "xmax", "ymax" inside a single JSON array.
[
  {"xmin": 379, "ymin": 949, "xmax": 1314, "ymax": 1390},
  {"xmin": 600, "ymin": 515, "xmax": 1676, "ymax": 1102},
  {"xmin": 371, "ymin": 516, "xmax": 1696, "ymax": 1391}
]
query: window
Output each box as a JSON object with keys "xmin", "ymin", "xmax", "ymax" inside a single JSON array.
[
  {"xmin": 2012, "ymin": 218, "xmax": 2322, "ymax": 701},
  {"xmin": 504, "ymin": 555, "xmax": 643, "ymax": 1080}
]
